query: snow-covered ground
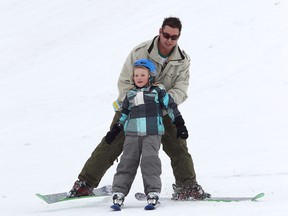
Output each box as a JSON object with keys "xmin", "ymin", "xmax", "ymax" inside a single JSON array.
[{"xmin": 1, "ymin": 0, "xmax": 288, "ymax": 215}]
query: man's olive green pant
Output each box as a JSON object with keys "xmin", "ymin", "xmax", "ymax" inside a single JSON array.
[{"xmin": 78, "ymin": 111, "xmax": 197, "ymax": 188}]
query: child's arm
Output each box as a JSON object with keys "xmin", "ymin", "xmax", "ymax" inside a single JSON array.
[
  {"xmin": 118, "ymin": 96, "xmax": 129, "ymax": 125},
  {"xmin": 157, "ymin": 86, "xmax": 180, "ymax": 121},
  {"xmin": 105, "ymin": 96, "xmax": 130, "ymax": 144},
  {"xmin": 158, "ymin": 86, "xmax": 188, "ymax": 139}
]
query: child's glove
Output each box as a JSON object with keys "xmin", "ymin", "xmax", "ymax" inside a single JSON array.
[
  {"xmin": 174, "ymin": 116, "xmax": 189, "ymax": 139},
  {"xmin": 105, "ymin": 122, "xmax": 123, "ymax": 144}
]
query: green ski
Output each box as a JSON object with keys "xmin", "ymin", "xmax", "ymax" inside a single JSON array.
[
  {"xmin": 135, "ymin": 192, "xmax": 265, "ymax": 202},
  {"xmin": 36, "ymin": 185, "xmax": 112, "ymax": 204}
]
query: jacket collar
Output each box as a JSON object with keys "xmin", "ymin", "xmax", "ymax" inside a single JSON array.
[{"xmin": 147, "ymin": 36, "xmax": 185, "ymax": 62}]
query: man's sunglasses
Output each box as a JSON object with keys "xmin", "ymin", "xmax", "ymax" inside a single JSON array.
[{"xmin": 161, "ymin": 31, "xmax": 180, "ymax": 40}]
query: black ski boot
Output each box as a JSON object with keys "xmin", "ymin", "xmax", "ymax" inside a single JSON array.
[
  {"xmin": 112, "ymin": 192, "xmax": 125, "ymax": 207},
  {"xmin": 147, "ymin": 192, "xmax": 160, "ymax": 206},
  {"xmin": 67, "ymin": 180, "xmax": 94, "ymax": 197},
  {"xmin": 172, "ymin": 183, "xmax": 211, "ymax": 200}
]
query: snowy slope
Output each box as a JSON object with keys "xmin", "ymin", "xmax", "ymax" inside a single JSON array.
[{"xmin": 0, "ymin": 0, "xmax": 288, "ymax": 215}]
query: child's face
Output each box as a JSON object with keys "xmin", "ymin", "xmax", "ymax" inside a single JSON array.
[{"xmin": 133, "ymin": 67, "xmax": 150, "ymax": 88}]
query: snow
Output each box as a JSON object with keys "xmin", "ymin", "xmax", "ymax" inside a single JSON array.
[{"xmin": 0, "ymin": 0, "xmax": 288, "ymax": 215}]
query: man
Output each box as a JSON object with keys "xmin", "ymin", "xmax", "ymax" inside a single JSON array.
[{"xmin": 68, "ymin": 17, "xmax": 210, "ymax": 200}]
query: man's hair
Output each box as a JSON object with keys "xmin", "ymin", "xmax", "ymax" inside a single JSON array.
[{"xmin": 162, "ymin": 17, "xmax": 182, "ymax": 32}]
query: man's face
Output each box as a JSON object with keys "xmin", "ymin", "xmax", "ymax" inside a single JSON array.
[{"xmin": 159, "ymin": 26, "xmax": 180, "ymax": 51}]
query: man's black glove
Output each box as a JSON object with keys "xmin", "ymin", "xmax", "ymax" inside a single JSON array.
[
  {"xmin": 105, "ymin": 122, "xmax": 123, "ymax": 144},
  {"xmin": 174, "ymin": 115, "xmax": 189, "ymax": 139}
]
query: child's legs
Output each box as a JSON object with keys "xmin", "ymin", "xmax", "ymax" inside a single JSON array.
[
  {"xmin": 112, "ymin": 136, "xmax": 141, "ymax": 196},
  {"xmin": 140, "ymin": 135, "xmax": 162, "ymax": 195}
]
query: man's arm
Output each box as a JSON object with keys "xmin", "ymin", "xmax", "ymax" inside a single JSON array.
[
  {"xmin": 167, "ymin": 60, "xmax": 190, "ymax": 105},
  {"xmin": 112, "ymin": 52, "xmax": 135, "ymax": 111}
]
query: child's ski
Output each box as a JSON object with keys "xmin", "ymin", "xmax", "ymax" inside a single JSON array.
[
  {"xmin": 110, "ymin": 204, "xmax": 122, "ymax": 211},
  {"xmin": 144, "ymin": 202, "xmax": 160, "ymax": 210}
]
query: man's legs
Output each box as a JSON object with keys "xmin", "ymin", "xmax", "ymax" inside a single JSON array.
[
  {"xmin": 69, "ymin": 111, "xmax": 124, "ymax": 197},
  {"xmin": 162, "ymin": 115, "xmax": 210, "ymax": 200},
  {"xmin": 162, "ymin": 115, "xmax": 196, "ymax": 186}
]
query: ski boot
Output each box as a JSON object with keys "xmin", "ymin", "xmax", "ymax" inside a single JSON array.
[
  {"xmin": 67, "ymin": 180, "xmax": 94, "ymax": 197},
  {"xmin": 172, "ymin": 183, "xmax": 211, "ymax": 200},
  {"xmin": 145, "ymin": 192, "xmax": 160, "ymax": 210},
  {"xmin": 111, "ymin": 192, "xmax": 125, "ymax": 210}
]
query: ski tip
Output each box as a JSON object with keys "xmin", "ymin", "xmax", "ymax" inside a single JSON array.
[
  {"xmin": 144, "ymin": 204, "xmax": 156, "ymax": 210},
  {"xmin": 135, "ymin": 192, "xmax": 146, "ymax": 201},
  {"xmin": 252, "ymin": 192, "xmax": 265, "ymax": 201},
  {"xmin": 35, "ymin": 193, "xmax": 52, "ymax": 204},
  {"xmin": 35, "ymin": 193, "xmax": 44, "ymax": 200},
  {"xmin": 110, "ymin": 204, "xmax": 121, "ymax": 211}
]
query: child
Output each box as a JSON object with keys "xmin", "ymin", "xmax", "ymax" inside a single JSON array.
[{"xmin": 105, "ymin": 59, "xmax": 188, "ymax": 208}]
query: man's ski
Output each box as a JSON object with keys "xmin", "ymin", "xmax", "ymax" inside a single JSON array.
[
  {"xmin": 36, "ymin": 185, "xmax": 112, "ymax": 204},
  {"xmin": 135, "ymin": 192, "xmax": 264, "ymax": 202},
  {"xmin": 205, "ymin": 193, "xmax": 265, "ymax": 202}
]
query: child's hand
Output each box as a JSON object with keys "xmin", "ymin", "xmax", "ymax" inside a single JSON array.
[
  {"xmin": 174, "ymin": 116, "xmax": 189, "ymax": 139},
  {"xmin": 105, "ymin": 123, "xmax": 123, "ymax": 144},
  {"xmin": 176, "ymin": 124, "xmax": 188, "ymax": 139}
]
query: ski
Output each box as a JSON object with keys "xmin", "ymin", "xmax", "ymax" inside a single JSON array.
[
  {"xmin": 144, "ymin": 202, "xmax": 160, "ymax": 210},
  {"xmin": 145, "ymin": 204, "xmax": 156, "ymax": 210},
  {"xmin": 205, "ymin": 193, "xmax": 265, "ymax": 202},
  {"xmin": 36, "ymin": 185, "xmax": 112, "ymax": 204},
  {"xmin": 110, "ymin": 204, "xmax": 122, "ymax": 211},
  {"xmin": 135, "ymin": 192, "xmax": 264, "ymax": 203}
]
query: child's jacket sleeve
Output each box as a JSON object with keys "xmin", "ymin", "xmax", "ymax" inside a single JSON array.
[
  {"xmin": 157, "ymin": 86, "xmax": 181, "ymax": 122},
  {"xmin": 118, "ymin": 95, "xmax": 130, "ymax": 125}
]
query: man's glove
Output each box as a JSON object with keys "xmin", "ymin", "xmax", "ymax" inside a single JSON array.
[
  {"xmin": 174, "ymin": 115, "xmax": 189, "ymax": 139},
  {"xmin": 105, "ymin": 122, "xmax": 123, "ymax": 144}
]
